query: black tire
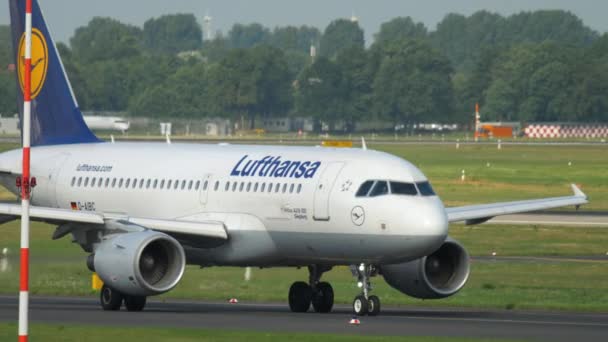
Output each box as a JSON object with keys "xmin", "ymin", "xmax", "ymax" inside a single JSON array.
[
  {"xmin": 288, "ymin": 281, "xmax": 312, "ymax": 313},
  {"xmin": 352, "ymin": 294, "xmax": 368, "ymax": 316},
  {"xmin": 124, "ymin": 295, "xmax": 147, "ymax": 312},
  {"xmin": 367, "ymin": 295, "xmax": 381, "ymax": 316},
  {"xmin": 312, "ymin": 282, "xmax": 334, "ymax": 313},
  {"xmin": 100, "ymin": 285, "xmax": 123, "ymax": 311}
]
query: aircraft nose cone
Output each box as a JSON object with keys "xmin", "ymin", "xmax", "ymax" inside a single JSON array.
[{"xmin": 421, "ymin": 200, "xmax": 449, "ymax": 239}]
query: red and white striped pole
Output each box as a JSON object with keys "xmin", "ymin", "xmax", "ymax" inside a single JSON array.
[{"xmin": 19, "ymin": 0, "xmax": 33, "ymax": 341}]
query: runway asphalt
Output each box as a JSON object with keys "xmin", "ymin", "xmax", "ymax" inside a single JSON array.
[{"xmin": 0, "ymin": 296, "xmax": 607, "ymax": 341}]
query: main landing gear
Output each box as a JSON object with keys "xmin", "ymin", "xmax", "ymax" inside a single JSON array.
[
  {"xmin": 287, "ymin": 263, "xmax": 381, "ymax": 316},
  {"xmin": 288, "ymin": 265, "xmax": 334, "ymax": 313},
  {"xmin": 100, "ymin": 285, "xmax": 147, "ymax": 312},
  {"xmin": 351, "ymin": 263, "xmax": 380, "ymax": 316}
]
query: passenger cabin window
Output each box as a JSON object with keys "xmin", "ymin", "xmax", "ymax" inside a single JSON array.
[
  {"xmin": 356, "ymin": 181, "xmax": 374, "ymax": 197},
  {"xmin": 417, "ymin": 181, "xmax": 436, "ymax": 196},
  {"xmin": 369, "ymin": 181, "xmax": 389, "ymax": 197},
  {"xmin": 390, "ymin": 182, "xmax": 418, "ymax": 196}
]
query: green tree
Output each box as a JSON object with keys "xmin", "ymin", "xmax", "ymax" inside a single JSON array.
[
  {"xmin": 270, "ymin": 26, "xmax": 321, "ymax": 53},
  {"xmin": 336, "ymin": 46, "xmax": 373, "ymax": 130},
  {"xmin": 70, "ymin": 17, "xmax": 142, "ymax": 63},
  {"xmin": 201, "ymin": 35, "xmax": 230, "ymax": 63},
  {"xmin": 483, "ymin": 79, "xmax": 518, "ymax": 121},
  {"xmin": 0, "ymin": 25, "xmax": 17, "ymax": 115},
  {"xmin": 143, "ymin": 14, "xmax": 202, "ymax": 54},
  {"xmin": 227, "ymin": 23, "xmax": 271, "ymax": 49},
  {"xmin": 56, "ymin": 42, "xmax": 89, "ymax": 109},
  {"xmin": 431, "ymin": 11, "xmax": 504, "ymax": 72},
  {"xmin": 506, "ymin": 10, "xmax": 597, "ymax": 46},
  {"xmin": 295, "ymin": 57, "xmax": 345, "ymax": 130},
  {"xmin": 0, "ymin": 25, "xmax": 12, "ymax": 68},
  {"xmin": 374, "ymin": 17, "xmax": 427, "ymax": 45},
  {"xmin": 129, "ymin": 63, "xmax": 210, "ymax": 118},
  {"xmin": 371, "ymin": 39, "xmax": 454, "ymax": 125},
  {"xmin": 483, "ymin": 43, "xmax": 580, "ymax": 122},
  {"xmin": 320, "ymin": 19, "xmax": 364, "ymax": 59},
  {"xmin": 0, "ymin": 71, "xmax": 18, "ymax": 115},
  {"xmin": 207, "ymin": 46, "xmax": 292, "ymax": 129}
]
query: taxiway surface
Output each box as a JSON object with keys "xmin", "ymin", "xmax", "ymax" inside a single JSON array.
[{"xmin": 0, "ymin": 296, "xmax": 606, "ymax": 341}]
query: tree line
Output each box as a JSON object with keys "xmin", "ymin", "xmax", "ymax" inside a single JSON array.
[{"xmin": 1, "ymin": 10, "xmax": 607, "ymax": 131}]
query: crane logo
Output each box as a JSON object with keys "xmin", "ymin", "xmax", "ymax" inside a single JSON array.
[
  {"xmin": 18, "ymin": 28, "xmax": 48, "ymax": 100},
  {"xmin": 351, "ymin": 206, "xmax": 365, "ymax": 226}
]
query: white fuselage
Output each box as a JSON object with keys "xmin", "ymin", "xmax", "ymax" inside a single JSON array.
[{"xmin": 0, "ymin": 142, "xmax": 448, "ymax": 266}]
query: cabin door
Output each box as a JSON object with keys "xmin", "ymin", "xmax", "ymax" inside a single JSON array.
[{"xmin": 313, "ymin": 162, "xmax": 345, "ymax": 221}]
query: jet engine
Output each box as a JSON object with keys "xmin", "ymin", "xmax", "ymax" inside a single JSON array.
[
  {"xmin": 89, "ymin": 230, "xmax": 186, "ymax": 296},
  {"xmin": 380, "ymin": 238, "xmax": 470, "ymax": 299}
]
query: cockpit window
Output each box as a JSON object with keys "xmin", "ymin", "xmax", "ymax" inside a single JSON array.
[
  {"xmin": 356, "ymin": 181, "xmax": 375, "ymax": 197},
  {"xmin": 417, "ymin": 181, "xmax": 436, "ymax": 196},
  {"xmin": 369, "ymin": 181, "xmax": 389, "ymax": 197},
  {"xmin": 390, "ymin": 182, "xmax": 418, "ymax": 195}
]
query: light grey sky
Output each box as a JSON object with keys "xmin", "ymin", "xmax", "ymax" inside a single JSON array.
[{"xmin": 1, "ymin": 0, "xmax": 606, "ymax": 44}]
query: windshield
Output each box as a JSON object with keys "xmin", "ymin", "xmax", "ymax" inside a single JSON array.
[
  {"xmin": 355, "ymin": 179, "xmax": 436, "ymax": 197},
  {"xmin": 390, "ymin": 182, "xmax": 418, "ymax": 195},
  {"xmin": 355, "ymin": 180, "xmax": 375, "ymax": 197},
  {"xmin": 369, "ymin": 181, "xmax": 389, "ymax": 197},
  {"xmin": 416, "ymin": 181, "xmax": 436, "ymax": 196}
]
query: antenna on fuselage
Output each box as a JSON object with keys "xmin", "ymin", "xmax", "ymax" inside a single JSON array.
[
  {"xmin": 166, "ymin": 133, "xmax": 172, "ymax": 145},
  {"xmin": 110, "ymin": 135, "xmax": 115, "ymax": 144},
  {"xmin": 361, "ymin": 137, "xmax": 367, "ymax": 150}
]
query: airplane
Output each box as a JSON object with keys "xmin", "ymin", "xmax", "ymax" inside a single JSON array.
[
  {"xmin": 1, "ymin": 0, "xmax": 587, "ymax": 316},
  {"xmin": 83, "ymin": 116, "xmax": 130, "ymax": 133}
]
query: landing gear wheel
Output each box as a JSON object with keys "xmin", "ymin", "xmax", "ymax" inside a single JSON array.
[
  {"xmin": 100, "ymin": 285, "xmax": 123, "ymax": 311},
  {"xmin": 367, "ymin": 295, "xmax": 380, "ymax": 316},
  {"xmin": 312, "ymin": 282, "xmax": 334, "ymax": 313},
  {"xmin": 353, "ymin": 295, "xmax": 368, "ymax": 316},
  {"xmin": 124, "ymin": 295, "xmax": 147, "ymax": 312},
  {"xmin": 289, "ymin": 281, "xmax": 312, "ymax": 313}
]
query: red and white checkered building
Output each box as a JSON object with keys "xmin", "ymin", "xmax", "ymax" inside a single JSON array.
[{"xmin": 525, "ymin": 123, "xmax": 608, "ymax": 138}]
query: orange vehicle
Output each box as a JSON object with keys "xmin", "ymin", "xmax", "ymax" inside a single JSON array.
[{"xmin": 475, "ymin": 124, "xmax": 513, "ymax": 138}]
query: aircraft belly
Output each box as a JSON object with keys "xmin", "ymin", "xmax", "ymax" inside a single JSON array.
[{"xmin": 186, "ymin": 230, "xmax": 443, "ymax": 266}]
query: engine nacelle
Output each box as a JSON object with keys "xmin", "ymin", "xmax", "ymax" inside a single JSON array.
[
  {"xmin": 92, "ymin": 230, "xmax": 186, "ymax": 296},
  {"xmin": 381, "ymin": 238, "xmax": 470, "ymax": 299}
]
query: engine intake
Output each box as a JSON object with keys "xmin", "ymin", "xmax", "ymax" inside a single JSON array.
[
  {"xmin": 92, "ymin": 230, "xmax": 185, "ymax": 296},
  {"xmin": 381, "ymin": 238, "xmax": 470, "ymax": 299}
]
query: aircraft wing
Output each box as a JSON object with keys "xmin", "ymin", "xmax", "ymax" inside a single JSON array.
[
  {"xmin": 445, "ymin": 184, "xmax": 588, "ymax": 225},
  {"xmin": 0, "ymin": 203, "xmax": 227, "ymax": 239}
]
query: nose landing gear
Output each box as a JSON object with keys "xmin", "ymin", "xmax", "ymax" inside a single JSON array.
[
  {"xmin": 288, "ymin": 265, "xmax": 334, "ymax": 313},
  {"xmin": 351, "ymin": 263, "xmax": 380, "ymax": 316}
]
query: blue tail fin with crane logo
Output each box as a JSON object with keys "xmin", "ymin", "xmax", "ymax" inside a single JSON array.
[{"xmin": 9, "ymin": 0, "xmax": 100, "ymax": 146}]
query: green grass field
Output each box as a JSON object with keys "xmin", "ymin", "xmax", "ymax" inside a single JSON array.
[{"xmin": 0, "ymin": 323, "xmax": 521, "ymax": 342}]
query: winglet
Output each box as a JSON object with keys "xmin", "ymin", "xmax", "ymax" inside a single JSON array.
[
  {"xmin": 571, "ymin": 184, "xmax": 587, "ymax": 199},
  {"xmin": 361, "ymin": 137, "xmax": 367, "ymax": 150}
]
